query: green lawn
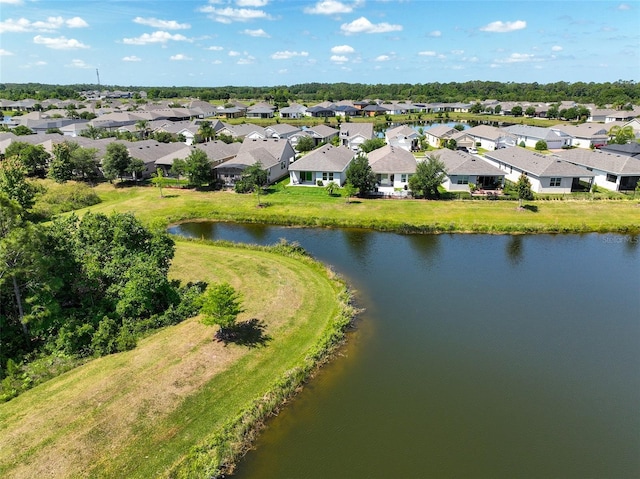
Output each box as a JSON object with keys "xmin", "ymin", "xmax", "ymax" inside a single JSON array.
[
  {"xmin": 77, "ymin": 181, "xmax": 640, "ymax": 234},
  {"xmin": 0, "ymin": 239, "xmax": 352, "ymax": 478}
]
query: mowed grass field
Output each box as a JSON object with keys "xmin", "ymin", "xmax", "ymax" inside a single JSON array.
[
  {"xmin": 0, "ymin": 239, "xmax": 346, "ymax": 478},
  {"xmin": 85, "ymin": 182, "xmax": 639, "ymax": 234}
]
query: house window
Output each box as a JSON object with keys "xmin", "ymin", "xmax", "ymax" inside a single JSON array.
[
  {"xmin": 401, "ymin": 174, "xmax": 407, "ymax": 183},
  {"xmin": 322, "ymin": 172, "xmax": 334, "ymax": 181},
  {"xmin": 457, "ymin": 175, "xmax": 469, "ymax": 185},
  {"xmin": 606, "ymin": 173, "xmax": 617, "ymax": 183},
  {"xmin": 301, "ymin": 171, "xmax": 312, "ymax": 182},
  {"xmin": 281, "ymin": 161, "xmax": 286, "ymax": 170},
  {"xmin": 550, "ymin": 177, "xmax": 562, "ymax": 187}
]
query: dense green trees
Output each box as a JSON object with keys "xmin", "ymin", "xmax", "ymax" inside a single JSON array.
[
  {"xmin": 0, "ymin": 157, "xmax": 40, "ymax": 209},
  {"xmin": 1, "ymin": 205, "xmax": 205, "ymax": 399},
  {"xmin": 359, "ymin": 138, "xmax": 386, "ymax": 153},
  {"xmin": 4, "ymin": 142, "xmax": 50, "ymax": 177},
  {"xmin": 295, "ymin": 136, "xmax": 315, "ymax": 152},
  {"xmin": 171, "ymin": 149, "xmax": 212, "ymax": 187},
  {"xmin": 102, "ymin": 143, "xmax": 132, "ymax": 181},
  {"xmin": 409, "ymin": 155, "xmax": 447, "ymax": 198},
  {"xmin": 515, "ymin": 173, "xmax": 534, "ymax": 207},
  {"xmin": 608, "ymin": 125, "xmax": 635, "ymax": 144},
  {"xmin": 200, "ymin": 282, "xmax": 244, "ymax": 331}
]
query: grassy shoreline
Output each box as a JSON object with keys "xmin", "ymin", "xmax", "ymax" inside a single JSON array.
[
  {"xmin": 0, "ymin": 238, "xmax": 356, "ymax": 479},
  {"xmin": 79, "ymin": 182, "xmax": 640, "ymax": 235}
]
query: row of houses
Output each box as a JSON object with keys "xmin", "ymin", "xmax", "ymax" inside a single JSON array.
[{"xmin": 4, "ymin": 96, "xmax": 639, "ymax": 123}]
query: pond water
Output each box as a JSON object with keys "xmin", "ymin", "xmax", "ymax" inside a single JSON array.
[{"xmin": 169, "ymin": 223, "xmax": 640, "ymax": 479}]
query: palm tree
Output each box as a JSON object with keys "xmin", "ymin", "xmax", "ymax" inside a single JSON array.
[
  {"xmin": 198, "ymin": 121, "xmax": 215, "ymax": 143},
  {"xmin": 135, "ymin": 120, "xmax": 150, "ymax": 140},
  {"xmin": 608, "ymin": 125, "xmax": 634, "ymax": 145}
]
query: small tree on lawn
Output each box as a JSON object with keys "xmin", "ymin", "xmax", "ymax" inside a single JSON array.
[
  {"xmin": 151, "ymin": 168, "xmax": 167, "ymax": 197},
  {"xmin": 408, "ymin": 155, "xmax": 447, "ymax": 198},
  {"xmin": 296, "ymin": 136, "xmax": 315, "ymax": 153},
  {"xmin": 200, "ymin": 282, "xmax": 245, "ymax": 332},
  {"xmin": 515, "ymin": 173, "xmax": 534, "ymax": 208},
  {"xmin": 343, "ymin": 181, "xmax": 357, "ymax": 203},
  {"xmin": 325, "ymin": 181, "xmax": 338, "ymax": 196},
  {"xmin": 345, "ymin": 153, "xmax": 376, "ymax": 197}
]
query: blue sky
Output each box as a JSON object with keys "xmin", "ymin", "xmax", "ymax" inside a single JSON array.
[{"xmin": 0, "ymin": 0, "xmax": 638, "ymax": 87}]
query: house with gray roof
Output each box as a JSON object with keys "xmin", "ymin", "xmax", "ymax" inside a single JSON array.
[
  {"xmin": 302, "ymin": 124, "xmax": 339, "ymax": 146},
  {"xmin": 340, "ymin": 122, "xmax": 375, "ymax": 151},
  {"xmin": 483, "ymin": 147, "xmax": 593, "ymax": 193},
  {"xmin": 550, "ymin": 124, "xmax": 609, "ymax": 149},
  {"xmin": 501, "ymin": 125, "xmax": 572, "ymax": 149},
  {"xmin": 554, "ymin": 148, "xmax": 640, "ymax": 191},
  {"xmin": 265, "ymin": 123, "xmax": 301, "ymax": 140},
  {"xmin": 289, "ymin": 144, "xmax": 355, "ymax": 186},
  {"xmin": 424, "ymin": 125, "xmax": 457, "ymax": 148},
  {"xmin": 367, "ymin": 145, "xmax": 417, "ymax": 195},
  {"xmin": 279, "ymin": 103, "xmax": 307, "ymax": 119},
  {"xmin": 217, "ymin": 122, "xmax": 266, "ymax": 140},
  {"xmin": 247, "ymin": 103, "xmax": 276, "ymax": 119},
  {"xmin": 464, "ymin": 125, "xmax": 517, "ymax": 151},
  {"xmin": 430, "ymin": 148, "xmax": 505, "ymax": 192},
  {"xmin": 385, "ymin": 125, "xmax": 419, "ymax": 152},
  {"xmin": 305, "ymin": 105, "xmax": 335, "ymax": 118},
  {"xmin": 214, "ymin": 137, "xmax": 295, "ymax": 186},
  {"xmin": 155, "ymin": 141, "xmax": 241, "ymax": 174}
]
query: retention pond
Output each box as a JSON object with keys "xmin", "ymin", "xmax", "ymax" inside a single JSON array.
[{"xmin": 169, "ymin": 223, "xmax": 640, "ymax": 479}]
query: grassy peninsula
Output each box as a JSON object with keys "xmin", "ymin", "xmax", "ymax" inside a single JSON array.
[{"xmin": 0, "ymin": 238, "xmax": 355, "ymax": 478}]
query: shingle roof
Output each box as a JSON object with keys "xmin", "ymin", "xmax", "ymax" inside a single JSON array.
[
  {"xmin": 290, "ymin": 144, "xmax": 354, "ymax": 172},
  {"xmin": 367, "ymin": 145, "xmax": 417, "ymax": 173},
  {"xmin": 340, "ymin": 122, "xmax": 374, "ymax": 139},
  {"xmin": 430, "ymin": 149, "xmax": 505, "ymax": 176},
  {"xmin": 485, "ymin": 147, "xmax": 593, "ymax": 177},
  {"xmin": 385, "ymin": 125, "xmax": 419, "ymax": 139},
  {"xmin": 554, "ymin": 149, "xmax": 640, "ymax": 175},
  {"xmin": 425, "ymin": 125, "xmax": 456, "ymax": 138},
  {"xmin": 502, "ymin": 125, "xmax": 566, "ymax": 141}
]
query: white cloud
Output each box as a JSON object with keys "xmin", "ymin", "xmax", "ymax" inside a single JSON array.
[
  {"xmin": 122, "ymin": 55, "xmax": 141, "ymax": 62},
  {"xmin": 199, "ymin": 6, "xmax": 271, "ymax": 23},
  {"xmin": 237, "ymin": 55, "xmax": 256, "ymax": 65},
  {"xmin": 617, "ymin": 3, "xmax": 631, "ymax": 10},
  {"xmin": 480, "ymin": 20, "xmax": 527, "ymax": 33},
  {"xmin": 34, "ymin": 61, "xmax": 47, "ymax": 66},
  {"xmin": 207, "ymin": 45, "xmax": 224, "ymax": 51},
  {"xmin": 418, "ymin": 50, "xmax": 437, "ymax": 56},
  {"xmin": 495, "ymin": 53, "xmax": 539, "ymax": 63},
  {"xmin": 241, "ymin": 28, "xmax": 270, "ymax": 37},
  {"xmin": 66, "ymin": 17, "xmax": 89, "ymax": 28},
  {"xmin": 122, "ymin": 31, "xmax": 189, "ymax": 45},
  {"xmin": 170, "ymin": 53, "xmax": 191, "ymax": 61},
  {"xmin": 0, "ymin": 0, "xmax": 25, "ymax": 4},
  {"xmin": 212, "ymin": 59, "xmax": 222, "ymax": 64},
  {"xmin": 236, "ymin": 0, "xmax": 269, "ymax": 6},
  {"xmin": 331, "ymin": 44, "xmax": 354, "ymax": 54},
  {"xmin": 428, "ymin": 30, "xmax": 441, "ymax": 37},
  {"xmin": 551, "ymin": 45, "xmax": 563, "ymax": 51},
  {"xmin": 375, "ymin": 55, "xmax": 390, "ymax": 62},
  {"xmin": 340, "ymin": 16, "xmax": 402, "ymax": 35},
  {"xmin": 304, "ymin": 0, "xmax": 358, "ymax": 15},
  {"xmin": 0, "ymin": 48, "xmax": 14, "ymax": 56},
  {"xmin": 133, "ymin": 17, "xmax": 190, "ymax": 30},
  {"xmin": 278, "ymin": 68, "xmax": 288, "ymax": 74},
  {"xmin": 228, "ymin": 50, "xmax": 241, "ymax": 56},
  {"xmin": 33, "ymin": 35, "xmax": 89, "ymax": 49},
  {"xmin": 1, "ymin": 15, "xmax": 89, "ymax": 33},
  {"xmin": 330, "ymin": 55, "xmax": 349, "ymax": 63},
  {"xmin": 451, "ymin": 49, "xmax": 464, "ymax": 55},
  {"xmin": 68, "ymin": 59, "xmax": 92, "ymax": 69},
  {"xmin": 271, "ymin": 50, "xmax": 309, "ymax": 60}
]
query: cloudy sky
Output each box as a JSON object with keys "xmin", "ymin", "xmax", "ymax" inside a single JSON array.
[{"xmin": 0, "ymin": 0, "xmax": 637, "ymax": 87}]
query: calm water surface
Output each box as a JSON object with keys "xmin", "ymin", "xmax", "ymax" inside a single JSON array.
[{"xmin": 170, "ymin": 223, "xmax": 640, "ymax": 479}]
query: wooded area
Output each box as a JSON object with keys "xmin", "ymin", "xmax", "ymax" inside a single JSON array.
[{"xmin": 1, "ymin": 80, "xmax": 639, "ymax": 106}]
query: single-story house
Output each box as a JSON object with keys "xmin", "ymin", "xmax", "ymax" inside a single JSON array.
[
  {"xmin": 289, "ymin": 144, "xmax": 355, "ymax": 187},
  {"xmin": 430, "ymin": 148, "xmax": 505, "ymax": 192},
  {"xmin": 246, "ymin": 103, "xmax": 276, "ymax": 119},
  {"xmin": 362, "ymin": 104, "xmax": 389, "ymax": 117},
  {"xmin": 340, "ymin": 122, "xmax": 375, "ymax": 151},
  {"xmin": 501, "ymin": 125, "xmax": 572, "ymax": 149},
  {"xmin": 214, "ymin": 137, "xmax": 295, "ymax": 186},
  {"xmin": 424, "ymin": 125, "xmax": 457, "ymax": 148},
  {"xmin": 265, "ymin": 123, "xmax": 302, "ymax": 140},
  {"xmin": 464, "ymin": 125, "xmax": 517, "ymax": 151},
  {"xmin": 555, "ymin": 148, "xmax": 640, "ymax": 191},
  {"xmin": 599, "ymin": 142, "xmax": 640, "ymax": 158},
  {"xmin": 367, "ymin": 145, "xmax": 417, "ymax": 195},
  {"xmin": 216, "ymin": 123, "xmax": 266, "ymax": 140},
  {"xmin": 301, "ymin": 124, "xmax": 339, "ymax": 146},
  {"xmin": 306, "ymin": 105, "xmax": 335, "ymax": 118},
  {"xmin": 385, "ymin": 125, "xmax": 420, "ymax": 152},
  {"xmin": 551, "ymin": 124, "xmax": 609, "ymax": 149},
  {"xmin": 279, "ymin": 103, "xmax": 307, "ymax": 119},
  {"xmin": 155, "ymin": 141, "xmax": 241, "ymax": 175},
  {"xmin": 483, "ymin": 147, "xmax": 594, "ymax": 193}
]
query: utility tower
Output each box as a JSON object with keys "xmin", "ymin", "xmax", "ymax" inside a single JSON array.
[{"xmin": 96, "ymin": 68, "xmax": 101, "ymax": 87}]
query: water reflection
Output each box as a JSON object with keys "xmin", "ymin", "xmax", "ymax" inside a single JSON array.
[
  {"xmin": 405, "ymin": 232, "xmax": 441, "ymax": 265},
  {"xmin": 341, "ymin": 229, "xmax": 371, "ymax": 266},
  {"xmin": 505, "ymin": 235, "xmax": 524, "ymax": 266}
]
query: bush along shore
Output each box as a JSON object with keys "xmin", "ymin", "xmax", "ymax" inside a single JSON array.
[{"xmin": 167, "ymin": 238, "xmax": 358, "ymax": 478}]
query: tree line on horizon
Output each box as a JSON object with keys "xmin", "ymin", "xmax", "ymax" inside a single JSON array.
[{"xmin": 1, "ymin": 80, "xmax": 638, "ymax": 107}]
